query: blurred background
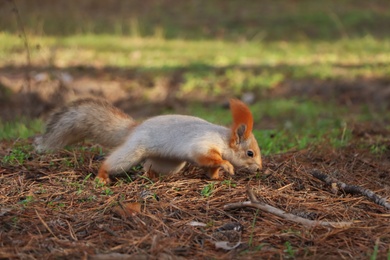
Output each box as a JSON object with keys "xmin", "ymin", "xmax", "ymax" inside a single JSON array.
[
  {"xmin": 0, "ymin": 0, "xmax": 389, "ymax": 155},
  {"xmin": 2, "ymin": 0, "xmax": 390, "ymax": 40}
]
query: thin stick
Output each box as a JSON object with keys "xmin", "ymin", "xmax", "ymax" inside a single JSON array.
[
  {"xmin": 35, "ymin": 210, "xmax": 58, "ymax": 239},
  {"xmin": 224, "ymin": 189, "xmax": 353, "ymax": 228},
  {"xmin": 66, "ymin": 220, "xmax": 78, "ymax": 241},
  {"xmin": 311, "ymin": 169, "xmax": 390, "ymax": 210}
]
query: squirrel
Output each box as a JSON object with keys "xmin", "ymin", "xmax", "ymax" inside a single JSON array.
[{"xmin": 35, "ymin": 98, "xmax": 262, "ymax": 183}]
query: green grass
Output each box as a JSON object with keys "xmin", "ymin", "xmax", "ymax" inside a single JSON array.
[
  {"xmin": 201, "ymin": 182, "xmax": 215, "ymax": 198},
  {"xmin": 284, "ymin": 241, "xmax": 297, "ymax": 259},
  {"xmin": 0, "ymin": 118, "xmax": 42, "ymax": 140},
  {"xmin": 2, "ymin": 1, "xmax": 390, "ymax": 41},
  {"xmin": 2, "ymin": 142, "xmax": 33, "ymax": 165}
]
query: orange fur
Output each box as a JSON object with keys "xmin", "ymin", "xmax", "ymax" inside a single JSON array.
[
  {"xmin": 146, "ymin": 168, "xmax": 159, "ymax": 180},
  {"xmin": 96, "ymin": 163, "xmax": 110, "ymax": 184},
  {"xmin": 195, "ymin": 148, "xmax": 235, "ymax": 178},
  {"xmin": 196, "ymin": 148, "xmax": 224, "ymax": 165},
  {"xmin": 111, "ymin": 106, "xmax": 131, "ymax": 119},
  {"xmin": 229, "ymin": 99, "xmax": 253, "ymax": 144},
  {"xmin": 207, "ymin": 167, "xmax": 222, "ymax": 180}
]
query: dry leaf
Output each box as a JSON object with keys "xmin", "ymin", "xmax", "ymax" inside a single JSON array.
[
  {"xmin": 214, "ymin": 241, "xmax": 242, "ymax": 250},
  {"xmin": 112, "ymin": 202, "xmax": 141, "ymax": 219},
  {"xmin": 124, "ymin": 202, "xmax": 142, "ymax": 214}
]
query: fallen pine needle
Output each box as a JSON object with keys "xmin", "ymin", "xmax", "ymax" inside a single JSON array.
[{"xmin": 35, "ymin": 209, "xmax": 58, "ymax": 239}]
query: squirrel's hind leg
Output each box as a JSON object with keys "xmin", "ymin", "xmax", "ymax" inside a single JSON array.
[{"xmin": 96, "ymin": 145, "xmax": 145, "ymax": 184}]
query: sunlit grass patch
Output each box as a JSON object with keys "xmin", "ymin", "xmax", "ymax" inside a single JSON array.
[{"xmin": 1, "ymin": 33, "xmax": 390, "ymax": 81}]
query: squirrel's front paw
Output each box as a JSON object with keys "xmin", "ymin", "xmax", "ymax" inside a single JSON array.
[
  {"xmin": 207, "ymin": 167, "xmax": 223, "ymax": 180},
  {"xmin": 221, "ymin": 161, "xmax": 235, "ymax": 176}
]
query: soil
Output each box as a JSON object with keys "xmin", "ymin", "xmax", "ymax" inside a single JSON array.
[{"xmin": 1, "ymin": 68, "xmax": 390, "ymax": 259}]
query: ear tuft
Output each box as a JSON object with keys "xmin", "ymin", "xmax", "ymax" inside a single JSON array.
[{"xmin": 229, "ymin": 99, "xmax": 253, "ymax": 144}]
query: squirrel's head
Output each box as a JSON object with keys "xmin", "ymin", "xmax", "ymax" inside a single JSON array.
[{"xmin": 228, "ymin": 99, "xmax": 262, "ymax": 172}]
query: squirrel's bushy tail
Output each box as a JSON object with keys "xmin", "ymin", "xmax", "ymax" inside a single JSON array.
[{"xmin": 35, "ymin": 98, "xmax": 135, "ymax": 152}]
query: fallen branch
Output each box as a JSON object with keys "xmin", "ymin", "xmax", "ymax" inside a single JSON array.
[
  {"xmin": 311, "ymin": 169, "xmax": 390, "ymax": 210},
  {"xmin": 224, "ymin": 188, "xmax": 353, "ymax": 228}
]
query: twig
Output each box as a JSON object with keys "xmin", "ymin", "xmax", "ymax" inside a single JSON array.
[
  {"xmin": 311, "ymin": 169, "xmax": 390, "ymax": 210},
  {"xmin": 224, "ymin": 188, "xmax": 353, "ymax": 228}
]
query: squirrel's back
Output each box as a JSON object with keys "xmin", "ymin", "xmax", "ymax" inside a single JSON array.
[
  {"xmin": 128, "ymin": 114, "xmax": 230, "ymax": 158},
  {"xmin": 35, "ymin": 98, "xmax": 134, "ymax": 152}
]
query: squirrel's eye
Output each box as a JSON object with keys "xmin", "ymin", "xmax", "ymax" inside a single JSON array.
[{"xmin": 247, "ymin": 150, "xmax": 254, "ymax": 157}]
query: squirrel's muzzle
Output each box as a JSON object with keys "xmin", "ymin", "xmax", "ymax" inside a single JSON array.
[{"xmin": 248, "ymin": 164, "xmax": 262, "ymax": 173}]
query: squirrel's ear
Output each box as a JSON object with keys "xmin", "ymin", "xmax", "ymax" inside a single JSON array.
[{"xmin": 229, "ymin": 99, "xmax": 253, "ymax": 145}]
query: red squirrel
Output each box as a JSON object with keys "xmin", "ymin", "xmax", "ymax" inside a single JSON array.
[{"xmin": 35, "ymin": 98, "xmax": 262, "ymax": 183}]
